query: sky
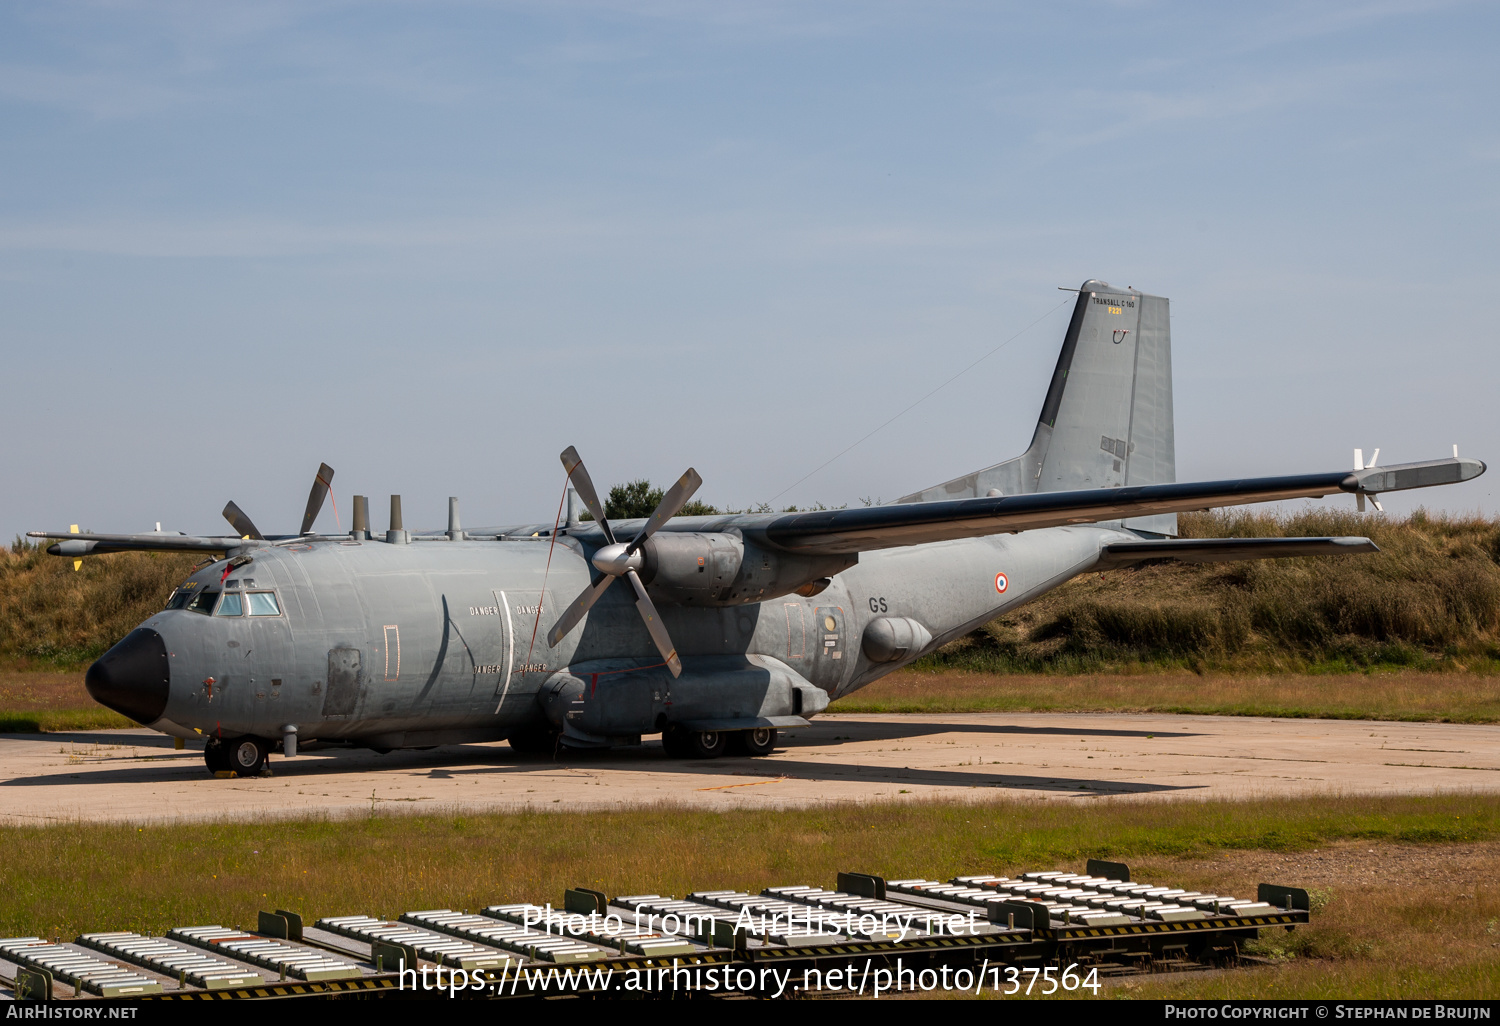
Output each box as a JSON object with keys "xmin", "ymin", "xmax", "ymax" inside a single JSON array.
[{"xmin": 2, "ymin": 0, "xmax": 1497, "ymax": 540}]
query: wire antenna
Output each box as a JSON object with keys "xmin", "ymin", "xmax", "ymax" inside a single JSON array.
[{"xmin": 769, "ymin": 296, "xmax": 1072, "ymax": 503}]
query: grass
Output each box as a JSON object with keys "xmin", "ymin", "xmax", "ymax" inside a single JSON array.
[
  {"xmin": 1114, "ymin": 849, "xmax": 1500, "ymax": 1000},
  {"xmin": 0, "ymin": 709, "xmax": 134, "ymax": 732},
  {"xmin": 0, "ymin": 795, "xmax": 1495, "ymax": 998},
  {"xmin": 0, "ymin": 670, "xmax": 135, "ymax": 733},
  {"xmin": 833, "ymin": 669, "xmax": 1500, "ymax": 722},
  {"xmin": 911, "ymin": 507, "xmax": 1500, "ymax": 676}
]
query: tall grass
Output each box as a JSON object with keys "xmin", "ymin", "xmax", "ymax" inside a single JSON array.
[
  {"xmin": 917, "ymin": 508, "xmax": 1500, "ymax": 675},
  {"xmin": 0, "ymin": 540, "xmax": 198, "ymax": 668}
]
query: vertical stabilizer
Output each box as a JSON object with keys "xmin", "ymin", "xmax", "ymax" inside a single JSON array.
[{"xmin": 898, "ymin": 280, "xmax": 1177, "ymax": 535}]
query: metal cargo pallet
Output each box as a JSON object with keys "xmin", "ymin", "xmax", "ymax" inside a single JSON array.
[
  {"xmin": 0, "ymin": 937, "xmax": 164, "ymax": 998},
  {"xmin": 0, "ymin": 859, "xmax": 1310, "ymax": 1001},
  {"xmin": 78, "ymin": 932, "xmax": 265, "ymax": 990}
]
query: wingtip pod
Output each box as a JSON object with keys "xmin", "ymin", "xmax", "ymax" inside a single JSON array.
[{"xmin": 1345, "ymin": 456, "xmax": 1486, "ymax": 496}]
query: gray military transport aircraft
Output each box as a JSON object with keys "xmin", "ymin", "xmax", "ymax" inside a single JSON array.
[{"xmin": 32, "ymin": 280, "xmax": 1486, "ymax": 777}]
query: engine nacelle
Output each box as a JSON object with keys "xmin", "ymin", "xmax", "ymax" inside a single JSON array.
[{"xmin": 637, "ymin": 532, "xmax": 855, "ymax": 607}]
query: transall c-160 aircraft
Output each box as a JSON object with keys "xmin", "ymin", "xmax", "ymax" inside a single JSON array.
[{"xmin": 32, "ymin": 280, "xmax": 1486, "ymax": 776}]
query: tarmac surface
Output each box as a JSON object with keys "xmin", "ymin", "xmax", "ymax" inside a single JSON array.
[{"xmin": 2, "ymin": 712, "xmax": 1498, "ymax": 824}]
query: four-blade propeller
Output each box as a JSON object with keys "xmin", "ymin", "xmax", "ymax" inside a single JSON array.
[
  {"xmin": 546, "ymin": 446, "xmax": 701, "ymax": 678},
  {"xmin": 222, "ymin": 463, "xmax": 336, "ymax": 540}
]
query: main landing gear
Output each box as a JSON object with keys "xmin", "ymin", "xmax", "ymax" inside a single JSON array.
[
  {"xmin": 662, "ymin": 725, "xmax": 777, "ymax": 759},
  {"xmin": 203, "ymin": 735, "xmax": 270, "ymax": 776}
]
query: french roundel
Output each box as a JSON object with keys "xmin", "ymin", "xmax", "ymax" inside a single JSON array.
[{"xmin": 994, "ymin": 572, "xmax": 1008, "ymax": 594}]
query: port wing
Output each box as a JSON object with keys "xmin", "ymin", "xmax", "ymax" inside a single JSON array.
[{"xmin": 755, "ymin": 457, "xmax": 1484, "ymax": 555}]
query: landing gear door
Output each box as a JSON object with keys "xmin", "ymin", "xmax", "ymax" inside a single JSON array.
[{"xmin": 811, "ymin": 605, "xmax": 845, "ymax": 689}]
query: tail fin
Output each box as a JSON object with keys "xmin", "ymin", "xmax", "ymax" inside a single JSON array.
[{"xmin": 898, "ymin": 280, "xmax": 1177, "ymax": 535}]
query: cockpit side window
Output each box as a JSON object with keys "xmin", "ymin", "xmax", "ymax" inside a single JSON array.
[
  {"xmin": 185, "ymin": 590, "xmax": 221, "ymax": 615},
  {"xmin": 165, "ymin": 587, "xmax": 196, "ymax": 610},
  {"xmin": 216, "ymin": 593, "xmax": 244, "ymax": 616},
  {"xmin": 246, "ymin": 591, "xmax": 281, "ymax": 616}
]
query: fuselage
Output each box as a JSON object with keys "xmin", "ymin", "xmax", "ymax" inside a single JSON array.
[{"xmin": 91, "ymin": 522, "xmax": 1126, "ymax": 748}]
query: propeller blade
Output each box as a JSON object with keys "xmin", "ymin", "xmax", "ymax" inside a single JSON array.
[
  {"xmin": 299, "ymin": 463, "xmax": 336, "ymax": 535},
  {"xmin": 547, "ymin": 573, "xmax": 616, "ymax": 647},
  {"xmin": 559, "ymin": 446, "xmax": 615, "ymax": 545},
  {"xmin": 625, "ymin": 569, "xmax": 682, "ymax": 677},
  {"xmin": 222, "ymin": 501, "xmax": 264, "ymax": 541},
  {"xmin": 629, "ymin": 467, "xmax": 702, "ymax": 552}
]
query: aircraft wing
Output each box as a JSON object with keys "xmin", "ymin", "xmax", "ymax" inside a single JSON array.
[
  {"xmin": 27, "ymin": 531, "xmax": 256, "ymax": 555},
  {"xmin": 754, "ymin": 457, "xmax": 1485, "ymax": 555}
]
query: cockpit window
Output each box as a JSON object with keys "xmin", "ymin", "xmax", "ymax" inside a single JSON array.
[
  {"xmin": 246, "ymin": 591, "xmax": 281, "ymax": 616},
  {"xmin": 215, "ymin": 593, "xmax": 244, "ymax": 616},
  {"xmin": 165, "ymin": 587, "xmax": 196, "ymax": 610},
  {"xmin": 185, "ymin": 590, "xmax": 221, "ymax": 615}
]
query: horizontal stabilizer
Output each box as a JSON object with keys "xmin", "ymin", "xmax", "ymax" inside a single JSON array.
[
  {"xmin": 757, "ymin": 456, "xmax": 1485, "ymax": 555},
  {"xmin": 1098, "ymin": 536, "xmax": 1378, "ymax": 567}
]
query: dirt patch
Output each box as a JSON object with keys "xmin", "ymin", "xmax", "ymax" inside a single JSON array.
[
  {"xmin": 0, "ymin": 670, "xmax": 89, "ymax": 712},
  {"xmin": 1141, "ymin": 838, "xmax": 1500, "ymax": 891}
]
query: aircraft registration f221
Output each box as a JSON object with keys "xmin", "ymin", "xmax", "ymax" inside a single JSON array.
[{"xmin": 32, "ymin": 280, "xmax": 1486, "ymax": 776}]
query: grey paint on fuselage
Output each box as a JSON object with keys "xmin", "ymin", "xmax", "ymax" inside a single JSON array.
[{"xmin": 146, "ymin": 521, "xmax": 1117, "ymax": 746}]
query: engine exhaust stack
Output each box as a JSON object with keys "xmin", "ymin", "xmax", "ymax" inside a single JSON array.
[
  {"xmin": 387, "ymin": 495, "xmax": 407, "ymax": 545},
  {"xmin": 352, "ymin": 495, "xmax": 370, "ymax": 540},
  {"xmin": 447, "ymin": 497, "xmax": 464, "ymax": 541}
]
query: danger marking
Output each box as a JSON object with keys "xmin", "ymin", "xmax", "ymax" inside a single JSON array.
[{"xmin": 995, "ymin": 572, "xmax": 1008, "ymax": 594}]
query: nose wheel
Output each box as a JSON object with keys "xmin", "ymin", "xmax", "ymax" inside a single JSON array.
[{"xmin": 203, "ymin": 736, "xmax": 270, "ymax": 776}]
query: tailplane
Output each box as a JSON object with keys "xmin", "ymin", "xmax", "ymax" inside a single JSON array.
[{"xmin": 898, "ymin": 280, "xmax": 1177, "ymax": 535}]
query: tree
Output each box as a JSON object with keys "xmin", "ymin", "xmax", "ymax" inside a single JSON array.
[
  {"xmin": 595, "ymin": 480, "xmax": 721, "ymax": 520},
  {"xmin": 604, "ymin": 480, "xmax": 664, "ymax": 520}
]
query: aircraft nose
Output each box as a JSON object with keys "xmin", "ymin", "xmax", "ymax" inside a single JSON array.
[{"xmin": 85, "ymin": 627, "xmax": 170, "ymax": 725}]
